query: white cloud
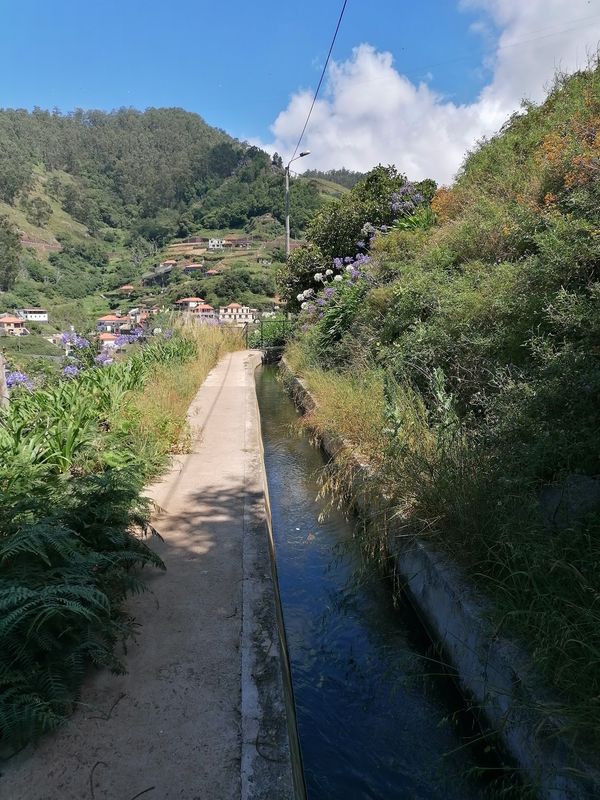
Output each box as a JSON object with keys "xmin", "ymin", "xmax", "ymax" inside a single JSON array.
[{"xmin": 264, "ymin": 1, "xmax": 600, "ymax": 184}]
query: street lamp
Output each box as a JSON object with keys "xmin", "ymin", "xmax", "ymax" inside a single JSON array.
[{"xmin": 285, "ymin": 151, "xmax": 311, "ymax": 260}]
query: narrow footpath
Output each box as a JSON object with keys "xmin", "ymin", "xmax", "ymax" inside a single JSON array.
[{"xmin": 3, "ymin": 351, "xmax": 294, "ymax": 800}]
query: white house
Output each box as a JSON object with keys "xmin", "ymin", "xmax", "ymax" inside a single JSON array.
[
  {"xmin": 208, "ymin": 238, "xmax": 225, "ymax": 250},
  {"xmin": 219, "ymin": 303, "xmax": 255, "ymax": 324},
  {"xmin": 16, "ymin": 307, "xmax": 49, "ymax": 323}
]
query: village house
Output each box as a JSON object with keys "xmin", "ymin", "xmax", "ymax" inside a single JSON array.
[
  {"xmin": 0, "ymin": 314, "xmax": 26, "ymax": 336},
  {"xmin": 98, "ymin": 332, "xmax": 118, "ymax": 348},
  {"xmin": 190, "ymin": 303, "xmax": 217, "ymax": 323},
  {"xmin": 182, "ymin": 263, "xmax": 205, "ymax": 275},
  {"xmin": 219, "ymin": 303, "xmax": 255, "ymax": 324},
  {"xmin": 16, "ymin": 307, "xmax": 49, "ymax": 323},
  {"xmin": 174, "ymin": 297, "xmax": 205, "ymax": 311},
  {"xmin": 223, "ymin": 237, "xmax": 252, "ymax": 249},
  {"xmin": 208, "ymin": 238, "xmax": 224, "ymax": 250},
  {"xmin": 118, "ymin": 284, "xmax": 135, "ymax": 294},
  {"xmin": 205, "ymin": 269, "xmax": 221, "ymax": 276},
  {"xmin": 96, "ymin": 314, "xmax": 129, "ymax": 333}
]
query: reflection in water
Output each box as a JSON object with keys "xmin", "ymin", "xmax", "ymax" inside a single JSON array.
[{"xmin": 256, "ymin": 366, "xmax": 509, "ymax": 800}]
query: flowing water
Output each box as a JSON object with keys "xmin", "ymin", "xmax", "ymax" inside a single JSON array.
[{"xmin": 256, "ymin": 365, "xmax": 505, "ymax": 800}]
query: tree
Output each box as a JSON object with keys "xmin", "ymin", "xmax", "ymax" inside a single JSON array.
[
  {"xmin": 0, "ymin": 215, "xmax": 22, "ymax": 292},
  {"xmin": 307, "ymin": 165, "xmax": 430, "ymax": 260},
  {"xmin": 276, "ymin": 243, "xmax": 327, "ymax": 311},
  {"xmin": 22, "ymin": 196, "xmax": 53, "ymax": 227}
]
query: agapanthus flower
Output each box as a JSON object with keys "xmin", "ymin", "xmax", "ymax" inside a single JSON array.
[
  {"xmin": 301, "ymin": 302, "xmax": 308, "ymax": 310},
  {"xmin": 62, "ymin": 365, "xmax": 80, "ymax": 378},
  {"xmin": 346, "ymin": 265, "xmax": 354, "ymax": 273},
  {"xmin": 114, "ymin": 334, "xmax": 130, "ymax": 347},
  {"xmin": 95, "ymin": 350, "xmax": 113, "ymax": 366},
  {"xmin": 333, "ymin": 275, "xmax": 343, "ymax": 282},
  {"xmin": 314, "ymin": 272, "xmax": 323, "ymax": 282},
  {"xmin": 297, "ymin": 293, "xmax": 304, "ymax": 302},
  {"xmin": 163, "ymin": 329, "xmax": 174, "ymax": 339},
  {"xmin": 6, "ymin": 371, "xmax": 33, "ymax": 390},
  {"xmin": 325, "ymin": 269, "xmax": 333, "ymax": 276},
  {"xmin": 324, "ymin": 287, "xmax": 336, "ymax": 299},
  {"xmin": 333, "ymin": 257, "xmax": 344, "ymax": 270}
]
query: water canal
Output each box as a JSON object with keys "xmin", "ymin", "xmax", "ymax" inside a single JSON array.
[{"xmin": 256, "ymin": 365, "xmax": 507, "ymax": 800}]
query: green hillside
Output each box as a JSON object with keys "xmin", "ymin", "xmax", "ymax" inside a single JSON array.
[
  {"xmin": 284, "ymin": 64, "xmax": 600, "ymax": 747},
  {"xmin": 0, "ymin": 107, "xmax": 329, "ymax": 328}
]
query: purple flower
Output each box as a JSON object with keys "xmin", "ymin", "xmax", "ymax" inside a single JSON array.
[
  {"xmin": 6, "ymin": 371, "xmax": 33, "ymax": 390},
  {"xmin": 333, "ymin": 257, "xmax": 344, "ymax": 270},
  {"xmin": 324, "ymin": 287, "xmax": 336, "ymax": 299},
  {"xmin": 316, "ymin": 299, "xmax": 326, "ymax": 307},
  {"xmin": 163, "ymin": 329, "xmax": 173, "ymax": 340},
  {"xmin": 95, "ymin": 350, "xmax": 113, "ymax": 366},
  {"xmin": 114, "ymin": 334, "xmax": 130, "ymax": 347},
  {"xmin": 356, "ymin": 240, "xmax": 366, "ymax": 249},
  {"xmin": 344, "ymin": 256, "xmax": 353, "ymax": 264},
  {"xmin": 62, "ymin": 365, "xmax": 80, "ymax": 378}
]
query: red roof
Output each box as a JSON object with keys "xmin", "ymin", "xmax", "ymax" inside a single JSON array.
[
  {"xmin": 176, "ymin": 297, "xmax": 205, "ymax": 304},
  {"xmin": 119, "ymin": 284, "xmax": 134, "ymax": 291},
  {"xmin": 97, "ymin": 314, "xmax": 125, "ymax": 322},
  {"xmin": 205, "ymin": 269, "xmax": 220, "ymax": 276},
  {"xmin": 0, "ymin": 315, "xmax": 24, "ymax": 324},
  {"xmin": 192, "ymin": 304, "xmax": 214, "ymax": 311},
  {"xmin": 98, "ymin": 332, "xmax": 117, "ymax": 341},
  {"xmin": 184, "ymin": 263, "xmax": 204, "ymax": 268},
  {"xmin": 162, "ymin": 260, "xmax": 177, "ymax": 265},
  {"xmin": 226, "ymin": 303, "xmax": 242, "ymax": 309}
]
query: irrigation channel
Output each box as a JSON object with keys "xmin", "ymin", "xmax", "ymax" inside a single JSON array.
[{"xmin": 256, "ymin": 365, "xmax": 513, "ymax": 800}]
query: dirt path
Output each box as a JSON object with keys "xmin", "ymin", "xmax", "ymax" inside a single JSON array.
[{"xmin": 2, "ymin": 351, "xmax": 294, "ymax": 800}]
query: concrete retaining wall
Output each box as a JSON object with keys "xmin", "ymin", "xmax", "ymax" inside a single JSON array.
[{"xmin": 280, "ymin": 359, "xmax": 600, "ymax": 800}]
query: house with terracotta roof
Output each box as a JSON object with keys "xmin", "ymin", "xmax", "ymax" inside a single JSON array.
[
  {"xmin": 96, "ymin": 314, "xmax": 128, "ymax": 333},
  {"xmin": 98, "ymin": 332, "xmax": 118, "ymax": 348},
  {"xmin": 174, "ymin": 297, "xmax": 205, "ymax": 311},
  {"xmin": 205, "ymin": 268, "xmax": 221, "ymax": 276},
  {"xmin": 190, "ymin": 303, "xmax": 217, "ymax": 323},
  {"xmin": 0, "ymin": 314, "xmax": 26, "ymax": 336},
  {"xmin": 219, "ymin": 303, "xmax": 254, "ymax": 324},
  {"xmin": 118, "ymin": 284, "xmax": 135, "ymax": 294}
]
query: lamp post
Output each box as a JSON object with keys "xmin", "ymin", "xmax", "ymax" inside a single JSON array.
[{"xmin": 285, "ymin": 151, "xmax": 311, "ymax": 260}]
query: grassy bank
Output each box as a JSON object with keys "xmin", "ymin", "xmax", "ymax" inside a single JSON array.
[
  {"xmin": 0, "ymin": 325, "xmax": 241, "ymax": 752},
  {"xmin": 283, "ymin": 63, "xmax": 600, "ymax": 754}
]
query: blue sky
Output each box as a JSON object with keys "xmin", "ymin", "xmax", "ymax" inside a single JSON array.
[
  {"xmin": 0, "ymin": 1, "xmax": 491, "ymax": 138},
  {"xmin": 1, "ymin": 1, "xmax": 599, "ymax": 181}
]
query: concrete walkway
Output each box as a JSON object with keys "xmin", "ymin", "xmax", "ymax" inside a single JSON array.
[{"xmin": 3, "ymin": 351, "xmax": 294, "ymax": 800}]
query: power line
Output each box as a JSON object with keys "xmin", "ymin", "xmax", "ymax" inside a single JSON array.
[{"xmin": 289, "ymin": 0, "xmax": 349, "ymax": 164}]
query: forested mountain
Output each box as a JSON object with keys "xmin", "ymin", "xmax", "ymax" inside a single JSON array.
[{"xmin": 0, "ymin": 107, "xmax": 321, "ymax": 242}]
